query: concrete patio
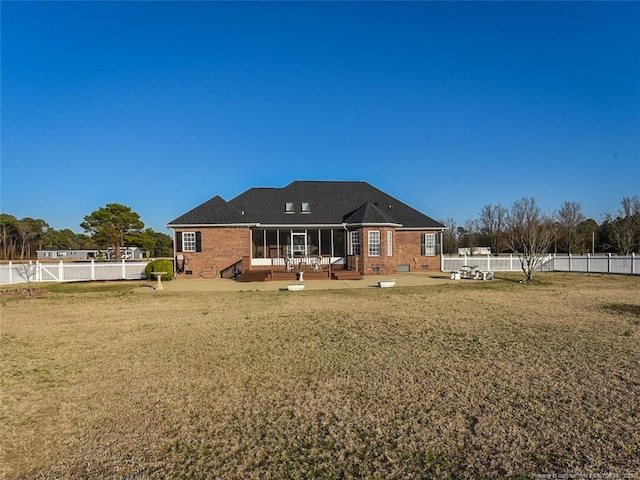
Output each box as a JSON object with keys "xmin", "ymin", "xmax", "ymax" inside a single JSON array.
[{"xmin": 142, "ymin": 272, "xmax": 456, "ymax": 292}]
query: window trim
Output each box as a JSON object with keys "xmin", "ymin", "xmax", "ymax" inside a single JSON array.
[
  {"xmin": 182, "ymin": 232, "xmax": 197, "ymax": 252},
  {"xmin": 180, "ymin": 231, "xmax": 201, "ymax": 252},
  {"xmin": 368, "ymin": 230, "xmax": 380, "ymax": 257},
  {"xmin": 350, "ymin": 231, "xmax": 361, "ymax": 256},
  {"xmin": 387, "ymin": 230, "xmax": 393, "ymax": 257},
  {"xmin": 422, "ymin": 233, "xmax": 436, "ymax": 256}
]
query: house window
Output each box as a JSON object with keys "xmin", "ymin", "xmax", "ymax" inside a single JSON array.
[
  {"xmin": 285, "ymin": 202, "xmax": 294, "ymax": 213},
  {"xmin": 387, "ymin": 231, "xmax": 393, "ymax": 257},
  {"xmin": 422, "ymin": 233, "xmax": 436, "ymax": 256},
  {"xmin": 183, "ymin": 232, "xmax": 197, "ymax": 252},
  {"xmin": 368, "ymin": 230, "xmax": 380, "ymax": 256},
  {"xmin": 350, "ymin": 231, "xmax": 361, "ymax": 255},
  {"xmin": 301, "ymin": 202, "xmax": 311, "ymax": 213}
]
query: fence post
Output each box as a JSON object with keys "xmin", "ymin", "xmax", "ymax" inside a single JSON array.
[
  {"xmin": 91, "ymin": 260, "xmax": 96, "ymax": 281},
  {"xmin": 8, "ymin": 261, "xmax": 12, "ymax": 284},
  {"xmin": 607, "ymin": 253, "xmax": 612, "ymax": 273},
  {"xmin": 58, "ymin": 260, "xmax": 64, "ymax": 282},
  {"xmin": 632, "ymin": 253, "xmax": 636, "ymax": 275},
  {"xmin": 487, "ymin": 254, "xmax": 491, "ymax": 272},
  {"xmin": 587, "ymin": 253, "xmax": 591, "ymax": 273},
  {"xmin": 121, "ymin": 259, "xmax": 126, "ymax": 279},
  {"xmin": 568, "ymin": 253, "xmax": 572, "ymax": 273}
]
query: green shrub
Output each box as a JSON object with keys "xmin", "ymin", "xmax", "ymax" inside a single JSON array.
[{"xmin": 145, "ymin": 259, "xmax": 173, "ymax": 281}]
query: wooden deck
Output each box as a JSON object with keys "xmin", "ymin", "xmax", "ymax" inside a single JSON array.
[{"xmin": 237, "ymin": 267, "xmax": 362, "ymax": 282}]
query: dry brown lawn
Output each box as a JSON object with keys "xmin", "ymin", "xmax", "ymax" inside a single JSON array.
[{"xmin": 1, "ymin": 273, "xmax": 639, "ymax": 479}]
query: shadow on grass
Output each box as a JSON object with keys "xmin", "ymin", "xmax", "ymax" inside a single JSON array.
[
  {"xmin": 42, "ymin": 280, "xmax": 143, "ymax": 294},
  {"xmin": 602, "ymin": 303, "xmax": 640, "ymax": 322}
]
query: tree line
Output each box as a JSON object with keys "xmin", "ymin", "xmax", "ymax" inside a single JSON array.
[
  {"xmin": 3, "ymin": 196, "xmax": 638, "ymax": 278},
  {"xmin": 1, "ymin": 203, "xmax": 173, "ymax": 261},
  {"xmin": 441, "ymin": 196, "xmax": 640, "ymax": 258}
]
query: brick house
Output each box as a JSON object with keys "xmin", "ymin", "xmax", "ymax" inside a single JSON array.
[{"xmin": 167, "ymin": 181, "xmax": 445, "ymax": 280}]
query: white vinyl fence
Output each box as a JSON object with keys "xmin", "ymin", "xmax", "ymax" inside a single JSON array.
[
  {"xmin": 442, "ymin": 253, "xmax": 638, "ymax": 275},
  {"xmin": 442, "ymin": 254, "xmax": 530, "ymax": 273},
  {"xmin": 0, "ymin": 260, "xmax": 149, "ymax": 286},
  {"xmin": 548, "ymin": 253, "xmax": 638, "ymax": 275}
]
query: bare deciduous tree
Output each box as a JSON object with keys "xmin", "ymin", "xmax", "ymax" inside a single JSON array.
[
  {"xmin": 463, "ymin": 219, "xmax": 477, "ymax": 252},
  {"xmin": 505, "ymin": 197, "xmax": 556, "ymax": 283},
  {"xmin": 15, "ymin": 262, "xmax": 38, "ymax": 297},
  {"xmin": 476, "ymin": 203, "xmax": 507, "ymax": 255},
  {"xmin": 557, "ymin": 200, "xmax": 586, "ymax": 254},
  {"xmin": 441, "ymin": 217, "xmax": 458, "ymax": 255},
  {"xmin": 603, "ymin": 196, "xmax": 640, "ymax": 255},
  {"xmin": 578, "ymin": 218, "xmax": 599, "ymax": 254}
]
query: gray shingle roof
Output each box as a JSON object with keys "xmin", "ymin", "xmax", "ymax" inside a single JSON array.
[
  {"xmin": 168, "ymin": 195, "xmax": 249, "ymax": 225},
  {"xmin": 343, "ymin": 201, "xmax": 400, "ymax": 225},
  {"xmin": 168, "ymin": 181, "xmax": 444, "ymax": 229}
]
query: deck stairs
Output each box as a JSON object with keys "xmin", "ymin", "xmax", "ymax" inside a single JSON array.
[
  {"xmin": 236, "ymin": 271, "xmax": 271, "ymax": 282},
  {"xmin": 331, "ymin": 270, "xmax": 363, "ymax": 280},
  {"xmin": 237, "ymin": 268, "xmax": 362, "ymax": 282}
]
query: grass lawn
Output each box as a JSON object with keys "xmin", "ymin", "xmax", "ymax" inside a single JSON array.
[{"xmin": 1, "ymin": 273, "xmax": 639, "ymax": 479}]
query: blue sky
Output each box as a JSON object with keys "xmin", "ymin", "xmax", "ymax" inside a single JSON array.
[{"xmin": 2, "ymin": 1, "xmax": 639, "ymax": 234}]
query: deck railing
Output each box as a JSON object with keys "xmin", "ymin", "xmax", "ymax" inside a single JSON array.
[
  {"xmin": 220, "ymin": 259, "xmax": 244, "ymax": 279},
  {"xmin": 345, "ymin": 255, "xmax": 359, "ymax": 271},
  {"xmin": 267, "ymin": 255, "xmax": 334, "ymax": 272},
  {"xmin": 246, "ymin": 255, "xmax": 337, "ymax": 269}
]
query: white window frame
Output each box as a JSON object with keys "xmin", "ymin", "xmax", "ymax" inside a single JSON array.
[
  {"xmin": 183, "ymin": 232, "xmax": 197, "ymax": 252},
  {"xmin": 387, "ymin": 231, "xmax": 393, "ymax": 257},
  {"xmin": 368, "ymin": 230, "xmax": 380, "ymax": 257},
  {"xmin": 301, "ymin": 202, "xmax": 311, "ymax": 213},
  {"xmin": 422, "ymin": 233, "xmax": 436, "ymax": 256},
  {"xmin": 285, "ymin": 202, "xmax": 294, "ymax": 214},
  {"xmin": 350, "ymin": 231, "xmax": 361, "ymax": 255}
]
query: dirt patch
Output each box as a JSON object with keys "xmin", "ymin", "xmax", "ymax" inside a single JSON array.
[{"xmin": 0, "ymin": 288, "xmax": 48, "ymax": 297}]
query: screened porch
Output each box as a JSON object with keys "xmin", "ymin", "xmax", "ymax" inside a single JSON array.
[{"xmin": 250, "ymin": 227, "xmax": 348, "ymax": 270}]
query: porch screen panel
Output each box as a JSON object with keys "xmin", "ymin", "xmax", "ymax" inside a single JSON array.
[
  {"xmin": 334, "ymin": 230, "xmax": 346, "ymax": 257},
  {"xmin": 266, "ymin": 230, "xmax": 278, "ymax": 258},
  {"xmin": 280, "ymin": 230, "xmax": 291, "ymax": 256},
  {"xmin": 253, "ymin": 229, "xmax": 265, "ymax": 258},
  {"xmin": 307, "ymin": 229, "xmax": 319, "ymax": 256},
  {"xmin": 320, "ymin": 230, "xmax": 332, "ymax": 256}
]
